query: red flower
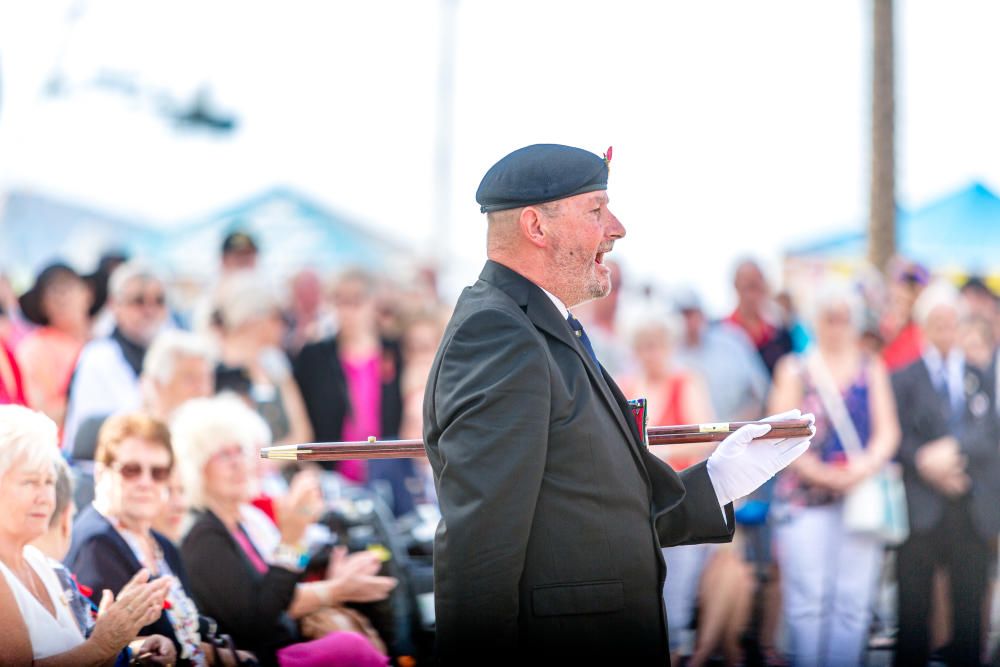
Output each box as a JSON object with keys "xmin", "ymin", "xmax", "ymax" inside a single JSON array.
[{"xmin": 70, "ymin": 573, "xmax": 93, "ymax": 599}]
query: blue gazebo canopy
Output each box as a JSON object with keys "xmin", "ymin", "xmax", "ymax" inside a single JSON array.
[
  {"xmin": 2, "ymin": 186, "xmax": 407, "ymax": 282},
  {"xmin": 787, "ymin": 182, "xmax": 1000, "ymax": 274}
]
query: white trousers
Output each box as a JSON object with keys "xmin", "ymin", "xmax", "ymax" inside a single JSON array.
[
  {"xmin": 774, "ymin": 503, "xmax": 883, "ymax": 667},
  {"xmin": 662, "ymin": 543, "xmax": 715, "ymax": 652}
]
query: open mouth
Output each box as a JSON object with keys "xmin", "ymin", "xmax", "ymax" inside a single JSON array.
[{"xmin": 595, "ymin": 245, "xmax": 613, "ymax": 265}]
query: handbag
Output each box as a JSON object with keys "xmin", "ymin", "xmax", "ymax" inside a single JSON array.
[
  {"xmin": 806, "ymin": 352, "xmax": 909, "ymax": 545},
  {"xmin": 199, "ymin": 615, "xmax": 260, "ymax": 667}
]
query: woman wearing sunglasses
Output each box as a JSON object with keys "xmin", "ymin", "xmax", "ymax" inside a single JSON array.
[
  {"xmin": 0, "ymin": 406, "xmax": 172, "ymax": 665},
  {"xmin": 65, "ymin": 412, "xmax": 213, "ymax": 665}
]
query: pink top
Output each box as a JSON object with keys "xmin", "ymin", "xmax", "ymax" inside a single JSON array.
[
  {"xmin": 339, "ymin": 354, "xmax": 382, "ymax": 483},
  {"xmin": 14, "ymin": 327, "xmax": 83, "ymax": 426},
  {"xmin": 0, "ymin": 341, "xmax": 26, "ymax": 406},
  {"xmin": 231, "ymin": 525, "xmax": 269, "ymax": 575}
]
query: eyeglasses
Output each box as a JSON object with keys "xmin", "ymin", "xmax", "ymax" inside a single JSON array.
[
  {"xmin": 113, "ymin": 461, "xmax": 172, "ymax": 482},
  {"xmin": 123, "ymin": 293, "xmax": 167, "ymax": 308}
]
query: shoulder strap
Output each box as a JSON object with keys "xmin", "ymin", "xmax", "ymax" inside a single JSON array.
[{"xmin": 805, "ymin": 351, "xmax": 865, "ymax": 460}]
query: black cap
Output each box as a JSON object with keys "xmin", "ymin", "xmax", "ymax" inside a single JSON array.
[
  {"xmin": 962, "ymin": 275, "xmax": 997, "ymax": 300},
  {"xmin": 221, "ymin": 230, "xmax": 258, "ymax": 255},
  {"xmin": 476, "ymin": 144, "xmax": 611, "ymax": 214}
]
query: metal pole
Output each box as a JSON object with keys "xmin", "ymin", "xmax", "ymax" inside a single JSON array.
[{"xmin": 431, "ymin": 0, "xmax": 458, "ymax": 263}]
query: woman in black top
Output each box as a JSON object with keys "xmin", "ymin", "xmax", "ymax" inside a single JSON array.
[{"xmin": 172, "ymin": 395, "xmax": 396, "ymax": 667}]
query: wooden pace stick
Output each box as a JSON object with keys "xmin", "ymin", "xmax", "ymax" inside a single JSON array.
[{"xmin": 259, "ymin": 418, "xmax": 813, "ymax": 462}]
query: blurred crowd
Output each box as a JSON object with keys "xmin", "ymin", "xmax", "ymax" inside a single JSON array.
[{"xmin": 1, "ymin": 228, "xmax": 999, "ymax": 667}]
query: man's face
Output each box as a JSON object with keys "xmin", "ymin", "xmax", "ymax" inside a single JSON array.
[
  {"xmin": 113, "ymin": 277, "xmax": 168, "ymax": 345},
  {"xmin": 222, "ymin": 250, "xmax": 258, "ymax": 272},
  {"xmin": 960, "ymin": 288, "xmax": 998, "ymax": 321},
  {"xmin": 924, "ymin": 303, "xmax": 959, "ymax": 354},
  {"xmin": 544, "ymin": 191, "xmax": 625, "ymax": 307},
  {"xmin": 681, "ymin": 308, "xmax": 704, "ymax": 340},
  {"xmin": 734, "ymin": 264, "xmax": 768, "ymax": 313},
  {"xmin": 292, "ymin": 271, "xmax": 322, "ymax": 314}
]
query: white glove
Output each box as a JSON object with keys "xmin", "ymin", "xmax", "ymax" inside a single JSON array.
[{"xmin": 706, "ymin": 409, "xmax": 816, "ymax": 506}]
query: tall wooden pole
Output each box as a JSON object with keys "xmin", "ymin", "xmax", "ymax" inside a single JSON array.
[{"xmin": 868, "ymin": 0, "xmax": 896, "ymax": 272}]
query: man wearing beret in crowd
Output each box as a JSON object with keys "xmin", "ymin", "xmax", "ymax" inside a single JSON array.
[{"xmin": 422, "ymin": 143, "xmax": 815, "ymax": 665}]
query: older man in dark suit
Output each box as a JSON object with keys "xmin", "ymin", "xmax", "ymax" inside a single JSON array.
[
  {"xmin": 892, "ymin": 281, "xmax": 1000, "ymax": 667},
  {"xmin": 422, "ymin": 144, "xmax": 814, "ymax": 665}
]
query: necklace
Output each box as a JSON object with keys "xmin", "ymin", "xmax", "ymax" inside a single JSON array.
[
  {"xmin": 11, "ymin": 559, "xmax": 55, "ymax": 617},
  {"xmin": 118, "ymin": 524, "xmax": 163, "ymax": 574}
]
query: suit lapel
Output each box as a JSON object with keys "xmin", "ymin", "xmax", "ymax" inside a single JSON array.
[
  {"xmin": 916, "ymin": 358, "xmax": 947, "ymax": 427},
  {"xmin": 478, "ymin": 261, "xmax": 648, "ymax": 468}
]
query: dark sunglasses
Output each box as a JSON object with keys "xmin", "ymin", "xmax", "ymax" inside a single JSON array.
[
  {"xmin": 124, "ymin": 293, "xmax": 167, "ymax": 308},
  {"xmin": 113, "ymin": 461, "xmax": 171, "ymax": 482}
]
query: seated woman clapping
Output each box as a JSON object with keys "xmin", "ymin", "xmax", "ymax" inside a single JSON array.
[
  {"xmin": 172, "ymin": 395, "xmax": 396, "ymax": 667},
  {"xmin": 65, "ymin": 413, "xmax": 214, "ymax": 665},
  {"xmin": 32, "ymin": 449, "xmax": 175, "ymax": 664},
  {"xmin": 0, "ymin": 405, "xmax": 171, "ymax": 666}
]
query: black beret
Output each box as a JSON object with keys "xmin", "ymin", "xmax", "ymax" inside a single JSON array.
[{"xmin": 476, "ymin": 144, "xmax": 610, "ymax": 214}]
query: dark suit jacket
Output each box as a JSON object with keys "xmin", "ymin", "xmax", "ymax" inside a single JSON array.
[
  {"xmin": 294, "ymin": 337, "xmax": 403, "ymax": 444},
  {"xmin": 180, "ymin": 509, "xmax": 300, "ymax": 667},
  {"xmin": 892, "ymin": 356, "xmax": 1000, "ymax": 540},
  {"xmin": 423, "ymin": 261, "xmax": 734, "ymax": 665},
  {"xmin": 294, "ymin": 335, "xmax": 421, "ymax": 515},
  {"xmin": 64, "ymin": 505, "xmax": 192, "ymax": 653}
]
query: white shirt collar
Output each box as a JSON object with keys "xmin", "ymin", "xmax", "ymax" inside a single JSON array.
[
  {"xmin": 539, "ymin": 286, "xmax": 570, "ymax": 320},
  {"xmin": 923, "ymin": 345, "xmax": 963, "ymax": 375},
  {"xmin": 922, "ymin": 345, "xmax": 965, "ymax": 400}
]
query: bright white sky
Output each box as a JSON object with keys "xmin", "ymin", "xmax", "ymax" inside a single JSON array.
[{"xmin": 1, "ymin": 0, "xmax": 998, "ymax": 314}]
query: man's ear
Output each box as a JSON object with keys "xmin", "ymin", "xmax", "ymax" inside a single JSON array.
[{"xmin": 519, "ymin": 206, "xmax": 548, "ymax": 248}]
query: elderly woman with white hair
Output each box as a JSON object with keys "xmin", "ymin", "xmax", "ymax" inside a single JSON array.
[
  {"xmin": 0, "ymin": 405, "xmax": 171, "ymax": 665},
  {"xmin": 768, "ymin": 284, "xmax": 901, "ymax": 667},
  {"xmin": 173, "ymin": 395, "xmax": 396, "ymax": 667},
  {"xmin": 213, "ymin": 271, "xmax": 313, "ymax": 446},
  {"xmin": 141, "ymin": 329, "xmax": 216, "ymax": 422}
]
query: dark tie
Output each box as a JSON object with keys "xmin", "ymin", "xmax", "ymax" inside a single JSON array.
[
  {"xmin": 935, "ymin": 366, "xmax": 964, "ymax": 434},
  {"xmin": 566, "ymin": 313, "xmax": 599, "ymax": 366},
  {"xmin": 935, "ymin": 367, "xmax": 952, "ymax": 416}
]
